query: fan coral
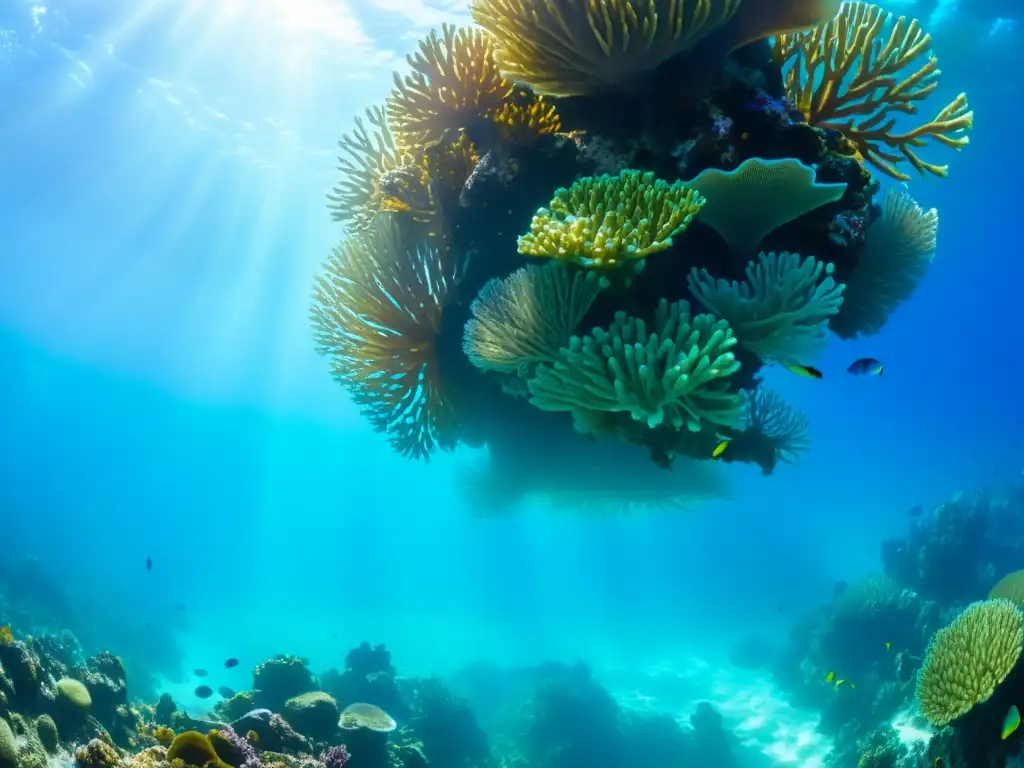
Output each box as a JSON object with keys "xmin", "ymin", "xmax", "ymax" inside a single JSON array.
[
  {"xmin": 830, "ymin": 189, "xmax": 937, "ymax": 339},
  {"xmin": 310, "ymin": 223, "xmax": 460, "ymax": 460},
  {"xmin": 774, "ymin": 1, "xmax": 973, "ymax": 181},
  {"xmin": 990, "ymin": 571, "xmax": 1024, "ymax": 607},
  {"xmin": 915, "ymin": 599, "xmax": 1024, "ymax": 728},
  {"xmin": 388, "ymin": 25, "xmax": 513, "ymax": 147},
  {"xmin": 326, "ymin": 106, "xmax": 428, "ymax": 232},
  {"xmin": 688, "ymin": 251, "xmax": 845, "ymax": 364},
  {"xmin": 528, "ymin": 299, "xmax": 743, "ymax": 431},
  {"xmin": 686, "ymin": 158, "xmax": 848, "ymax": 256},
  {"xmin": 738, "ymin": 388, "xmax": 810, "ymax": 467},
  {"xmin": 518, "ymin": 170, "xmax": 705, "ymax": 269},
  {"xmin": 463, "ymin": 263, "xmax": 608, "ymax": 374}
]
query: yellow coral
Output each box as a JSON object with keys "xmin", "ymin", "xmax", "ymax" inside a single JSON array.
[
  {"xmin": 915, "ymin": 599, "xmax": 1023, "ymax": 727},
  {"xmin": 327, "ymin": 106, "xmax": 428, "ymax": 232},
  {"xmin": 990, "ymin": 571, "xmax": 1024, "ymax": 607},
  {"xmin": 518, "ymin": 170, "xmax": 705, "ymax": 269},
  {"xmin": 774, "ymin": 1, "xmax": 973, "ymax": 180},
  {"xmin": 491, "ymin": 93, "xmax": 561, "ymax": 144},
  {"xmin": 310, "ymin": 221, "xmax": 461, "ymax": 460},
  {"xmin": 463, "ymin": 263, "xmax": 607, "ymax": 373},
  {"xmin": 167, "ymin": 732, "xmax": 231, "ymax": 768},
  {"xmin": 528, "ymin": 299, "xmax": 743, "ymax": 431},
  {"xmin": 388, "ymin": 25, "xmax": 513, "ymax": 148}
]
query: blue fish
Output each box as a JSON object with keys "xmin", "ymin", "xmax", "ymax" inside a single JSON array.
[{"xmin": 848, "ymin": 358, "xmax": 883, "ymax": 376}]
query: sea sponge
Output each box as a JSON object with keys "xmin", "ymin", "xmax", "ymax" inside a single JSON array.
[
  {"xmin": 471, "ymin": 0, "xmax": 837, "ymax": 96},
  {"xmin": 686, "ymin": 158, "xmax": 848, "ymax": 257},
  {"xmin": 310, "ymin": 221, "xmax": 461, "ymax": 460},
  {"xmin": 689, "ymin": 252, "xmax": 844, "ymax": 364},
  {"xmin": 0, "ymin": 719, "xmax": 15, "ymax": 768},
  {"xmin": 56, "ymin": 678, "xmax": 91, "ymax": 709},
  {"xmin": 915, "ymin": 599, "xmax": 1024, "ymax": 727},
  {"xmin": 518, "ymin": 170, "xmax": 705, "ymax": 269},
  {"xmin": 34, "ymin": 715, "xmax": 57, "ymax": 753},
  {"xmin": 829, "ymin": 189, "xmax": 937, "ymax": 339},
  {"xmin": 74, "ymin": 739, "xmax": 120, "ymax": 768},
  {"xmin": 528, "ymin": 299, "xmax": 743, "ymax": 431},
  {"xmin": 990, "ymin": 571, "xmax": 1024, "ymax": 607},
  {"xmin": 774, "ymin": 1, "xmax": 973, "ymax": 181},
  {"xmin": 326, "ymin": 106, "xmax": 426, "ymax": 232},
  {"xmin": 463, "ymin": 263, "xmax": 608, "ymax": 374},
  {"xmin": 167, "ymin": 731, "xmax": 231, "ymax": 768}
]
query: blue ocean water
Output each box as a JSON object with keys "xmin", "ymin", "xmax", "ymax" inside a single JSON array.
[{"xmin": 1, "ymin": 1, "xmax": 1022, "ymax": 766}]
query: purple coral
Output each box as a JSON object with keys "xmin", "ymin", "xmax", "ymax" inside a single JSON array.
[
  {"xmin": 321, "ymin": 745, "xmax": 350, "ymax": 768},
  {"xmin": 218, "ymin": 726, "xmax": 262, "ymax": 768}
]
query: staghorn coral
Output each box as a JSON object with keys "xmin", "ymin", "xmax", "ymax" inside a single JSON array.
[
  {"xmin": 528, "ymin": 299, "xmax": 743, "ymax": 431},
  {"xmin": 310, "ymin": 221, "xmax": 461, "ymax": 460},
  {"xmin": 990, "ymin": 571, "xmax": 1024, "ymax": 607},
  {"xmin": 463, "ymin": 263, "xmax": 608, "ymax": 374},
  {"xmin": 327, "ymin": 106, "xmax": 426, "ymax": 232},
  {"xmin": 915, "ymin": 599, "xmax": 1024, "ymax": 728},
  {"xmin": 688, "ymin": 251, "xmax": 845, "ymax": 364},
  {"xmin": 773, "ymin": 1, "xmax": 973, "ymax": 181},
  {"xmin": 686, "ymin": 157, "xmax": 848, "ymax": 257},
  {"xmin": 388, "ymin": 25, "xmax": 513, "ymax": 148},
  {"xmin": 518, "ymin": 170, "xmax": 705, "ymax": 270},
  {"xmin": 830, "ymin": 189, "xmax": 937, "ymax": 339}
]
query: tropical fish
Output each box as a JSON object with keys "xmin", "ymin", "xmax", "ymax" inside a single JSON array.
[
  {"xmin": 146, "ymin": 556, "xmax": 152, "ymax": 571},
  {"xmin": 1002, "ymin": 704, "xmax": 1020, "ymax": 740},
  {"xmin": 712, "ymin": 440, "xmax": 730, "ymax": 459},
  {"xmin": 824, "ymin": 671, "xmax": 835, "ymax": 683},
  {"xmin": 246, "ymin": 731, "xmax": 259, "ymax": 745},
  {"xmin": 194, "ymin": 669, "xmax": 208, "ymax": 677},
  {"xmin": 885, "ymin": 642, "xmax": 892, "ymax": 651},
  {"xmin": 786, "ymin": 364, "xmax": 823, "ymax": 379},
  {"xmin": 218, "ymin": 686, "xmax": 235, "ymax": 698},
  {"xmin": 194, "ymin": 685, "xmax": 213, "ymax": 699},
  {"xmin": 224, "ymin": 658, "xmax": 239, "ymax": 668},
  {"xmin": 848, "ymin": 357, "xmax": 884, "ymax": 376}
]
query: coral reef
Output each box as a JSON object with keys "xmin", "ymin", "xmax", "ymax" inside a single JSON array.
[{"xmin": 310, "ymin": 0, "xmax": 969, "ymax": 496}]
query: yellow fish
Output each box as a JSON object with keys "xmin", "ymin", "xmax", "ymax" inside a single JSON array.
[
  {"xmin": 885, "ymin": 642, "xmax": 891, "ymax": 651},
  {"xmin": 0, "ymin": 626, "xmax": 12, "ymax": 645},
  {"xmin": 824, "ymin": 671, "xmax": 835, "ymax": 683},
  {"xmin": 835, "ymin": 679, "xmax": 856, "ymax": 689},
  {"xmin": 786, "ymin": 364, "xmax": 823, "ymax": 379},
  {"xmin": 1002, "ymin": 704, "xmax": 1020, "ymax": 740},
  {"xmin": 712, "ymin": 440, "xmax": 730, "ymax": 459}
]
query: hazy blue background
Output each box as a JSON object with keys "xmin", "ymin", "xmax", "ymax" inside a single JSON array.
[{"xmin": 1, "ymin": 0, "xmax": 1021, "ymax": 714}]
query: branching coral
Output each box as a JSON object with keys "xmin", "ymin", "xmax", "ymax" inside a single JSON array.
[
  {"xmin": 773, "ymin": 1, "xmax": 973, "ymax": 181},
  {"xmin": 686, "ymin": 157, "xmax": 848, "ymax": 257},
  {"xmin": 471, "ymin": 0, "xmax": 743, "ymax": 96},
  {"xmin": 518, "ymin": 170, "xmax": 705, "ymax": 269},
  {"xmin": 326, "ymin": 106, "xmax": 430, "ymax": 232},
  {"xmin": 463, "ymin": 262, "xmax": 608, "ymax": 374},
  {"xmin": 528, "ymin": 299, "xmax": 743, "ymax": 431},
  {"xmin": 309, "ymin": 222, "xmax": 460, "ymax": 460},
  {"xmin": 915, "ymin": 599, "xmax": 1023, "ymax": 727},
  {"xmin": 688, "ymin": 251, "xmax": 845, "ymax": 364},
  {"xmin": 830, "ymin": 189, "xmax": 937, "ymax": 339}
]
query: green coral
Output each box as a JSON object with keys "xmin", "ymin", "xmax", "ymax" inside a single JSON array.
[
  {"xmin": 688, "ymin": 251, "xmax": 845, "ymax": 364},
  {"xmin": 463, "ymin": 262, "xmax": 607, "ymax": 373},
  {"xmin": 528, "ymin": 299, "xmax": 743, "ymax": 431},
  {"xmin": 915, "ymin": 599, "xmax": 1024, "ymax": 727},
  {"xmin": 56, "ymin": 678, "xmax": 91, "ymax": 710},
  {"xmin": 34, "ymin": 716, "xmax": 57, "ymax": 754},
  {"xmin": 0, "ymin": 718, "xmax": 15, "ymax": 768},
  {"xmin": 990, "ymin": 570, "xmax": 1024, "ymax": 606},
  {"xmin": 518, "ymin": 170, "xmax": 705, "ymax": 269},
  {"xmin": 167, "ymin": 731, "xmax": 232, "ymax": 768}
]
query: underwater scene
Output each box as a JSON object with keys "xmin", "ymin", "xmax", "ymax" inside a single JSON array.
[{"xmin": 1, "ymin": 0, "xmax": 1023, "ymax": 765}]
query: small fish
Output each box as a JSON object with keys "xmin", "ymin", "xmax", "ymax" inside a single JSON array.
[
  {"xmin": 712, "ymin": 440, "xmax": 730, "ymax": 459},
  {"xmin": 824, "ymin": 671, "xmax": 835, "ymax": 683},
  {"xmin": 907, "ymin": 503, "xmax": 923, "ymax": 518},
  {"xmin": 246, "ymin": 731, "xmax": 259, "ymax": 745},
  {"xmin": 218, "ymin": 686, "xmax": 235, "ymax": 698},
  {"xmin": 146, "ymin": 556, "xmax": 152, "ymax": 571},
  {"xmin": 848, "ymin": 357, "xmax": 884, "ymax": 376},
  {"xmin": 194, "ymin": 685, "xmax": 213, "ymax": 699},
  {"xmin": 224, "ymin": 658, "xmax": 239, "ymax": 668},
  {"xmin": 885, "ymin": 642, "xmax": 892, "ymax": 651},
  {"xmin": 835, "ymin": 679, "xmax": 856, "ymax": 690},
  {"xmin": 194, "ymin": 669, "xmax": 208, "ymax": 677},
  {"xmin": 786, "ymin": 364, "xmax": 823, "ymax": 379},
  {"xmin": 1002, "ymin": 704, "xmax": 1020, "ymax": 740},
  {"xmin": 934, "ymin": 758, "xmax": 943, "ymax": 768}
]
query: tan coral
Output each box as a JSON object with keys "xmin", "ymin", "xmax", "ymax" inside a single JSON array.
[{"xmin": 773, "ymin": 1, "xmax": 973, "ymax": 180}]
